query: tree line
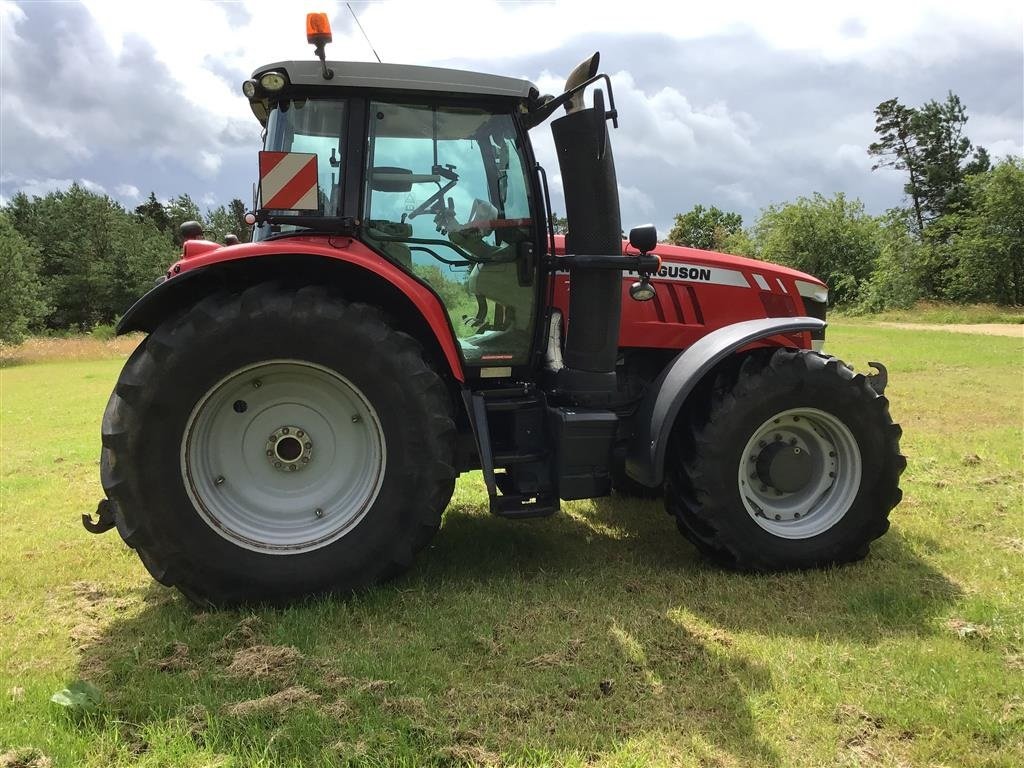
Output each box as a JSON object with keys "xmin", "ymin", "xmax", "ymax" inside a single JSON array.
[
  {"xmin": 0, "ymin": 190, "xmax": 250, "ymax": 342},
  {"xmin": 667, "ymin": 93, "xmax": 1022, "ymax": 310}
]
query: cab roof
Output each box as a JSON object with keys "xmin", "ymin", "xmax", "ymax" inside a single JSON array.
[{"xmin": 254, "ymin": 60, "xmax": 536, "ymax": 97}]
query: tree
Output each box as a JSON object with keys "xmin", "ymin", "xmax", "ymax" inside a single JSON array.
[
  {"xmin": 549, "ymin": 212, "xmax": 569, "ymax": 235},
  {"xmin": 0, "ymin": 213, "xmax": 48, "ymax": 343},
  {"xmin": 869, "ymin": 93, "xmax": 989, "ymax": 237},
  {"xmin": 753, "ymin": 193, "xmax": 882, "ymax": 306},
  {"xmin": 229, "ymin": 198, "xmax": 251, "ymax": 243},
  {"xmin": 135, "ymin": 192, "xmax": 171, "ymax": 234},
  {"xmin": 945, "ymin": 157, "xmax": 1024, "ymax": 305},
  {"xmin": 667, "ymin": 204, "xmax": 743, "ymax": 251},
  {"xmin": 165, "ymin": 194, "xmax": 203, "ymax": 245},
  {"xmin": 5, "ymin": 184, "xmax": 176, "ymax": 328}
]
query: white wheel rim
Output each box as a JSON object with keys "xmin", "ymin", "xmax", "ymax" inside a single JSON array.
[
  {"xmin": 737, "ymin": 407, "xmax": 861, "ymax": 539},
  {"xmin": 181, "ymin": 360, "xmax": 386, "ymax": 554}
]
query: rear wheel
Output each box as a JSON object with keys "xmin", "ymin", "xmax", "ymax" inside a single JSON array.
[
  {"xmin": 665, "ymin": 348, "xmax": 904, "ymax": 571},
  {"xmin": 101, "ymin": 284, "xmax": 456, "ymax": 605}
]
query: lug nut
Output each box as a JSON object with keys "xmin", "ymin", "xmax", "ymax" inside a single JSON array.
[
  {"xmin": 274, "ymin": 461, "xmax": 282, "ymax": 469},
  {"xmin": 351, "ymin": 415, "xmax": 361, "ymax": 423},
  {"xmin": 297, "ymin": 430, "xmax": 304, "ymax": 438},
  {"xmin": 215, "ymin": 476, "xmax": 225, "ymax": 486},
  {"xmin": 282, "ymin": 427, "xmax": 289, "ymax": 434},
  {"xmin": 252, "ymin": 379, "xmax": 262, "ymax": 389},
  {"xmin": 304, "ymin": 442, "xmax": 312, "ymax": 449},
  {"xmin": 315, "ymin": 508, "xmax": 323, "ymax": 518},
  {"xmin": 266, "ymin": 449, "xmax": 273, "ymax": 456}
]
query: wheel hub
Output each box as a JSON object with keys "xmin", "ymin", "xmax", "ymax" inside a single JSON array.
[
  {"xmin": 754, "ymin": 441, "xmax": 813, "ymax": 493},
  {"xmin": 266, "ymin": 425, "xmax": 312, "ymax": 472}
]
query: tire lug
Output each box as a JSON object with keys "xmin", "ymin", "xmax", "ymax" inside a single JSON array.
[
  {"xmin": 215, "ymin": 475, "xmax": 225, "ymax": 486},
  {"xmin": 351, "ymin": 415, "xmax": 361, "ymax": 423},
  {"xmin": 315, "ymin": 508, "xmax": 324, "ymax": 518}
]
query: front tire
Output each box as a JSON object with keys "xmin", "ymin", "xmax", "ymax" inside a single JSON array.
[
  {"xmin": 665, "ymin": 349, "xmax": 905, "ymax": 571},
  {"xmin": 101, "ymin": 285, "xmax": 457, "ymax": 605}
]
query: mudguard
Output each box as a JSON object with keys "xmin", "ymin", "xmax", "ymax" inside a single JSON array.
[
  {"xmin": 116, "ymin": 240, "xmax": 466, "ymax": 382},
  {"xmin": 624, "ymin": 317, "xmax": 827, "ymax": 487}
]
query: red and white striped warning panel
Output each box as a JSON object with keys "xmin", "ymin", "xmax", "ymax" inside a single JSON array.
[{"xmin": 258, "ymin": 151, "xmax": 319, "ymax": 211}]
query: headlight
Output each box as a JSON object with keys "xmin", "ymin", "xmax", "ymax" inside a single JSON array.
[
  {"xmin": 259, "ymin": 72, "xmax": 287, "ymax": 92},
  {"xmin": 242, "ymin": 79, "xmax": 257, "ymax": 98}
]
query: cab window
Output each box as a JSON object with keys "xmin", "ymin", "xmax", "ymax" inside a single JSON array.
[{"xmin": 363, "ymin": 101, "xmax": 536, "ymax": 367}]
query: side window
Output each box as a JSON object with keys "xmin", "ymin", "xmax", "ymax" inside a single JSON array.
[{"xmin": 363, "ymin": 102, "xmax": 537, "ymax": 367}]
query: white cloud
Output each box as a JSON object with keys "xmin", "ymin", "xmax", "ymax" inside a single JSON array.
[
  {"xmin": 115, "ymin": 183, "xmax": 141, "ymax": 200},
  {"xmin": 200, "ymin": 152, "xmax": 223, "ymax": 176},
  {"xmin": 201, "ymin": 192, "xmax": 217, "ymax": 205},
  {"xmin": 80, "ymin": 179, "xmax": 107, "ymax": 195}
]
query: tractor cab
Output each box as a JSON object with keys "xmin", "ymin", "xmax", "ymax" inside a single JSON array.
[{"xmin": 245, "ymin": 57, "xmax": 547, "ymax": 370}]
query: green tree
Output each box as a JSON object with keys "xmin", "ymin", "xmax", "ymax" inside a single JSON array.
[
  {"xmin": 869, "ymin": 93, "xmax": 989, "ymax": 237},
  {"xmin": 753, "ymin": 193, "xmax": 882, "ymax": 306},
  {"xmin": 945, "ymin": 157, "xmax": 1024, "ymax": 304},
  {"xmin": 166, "ymin": 194, "xmax": 203, "ymax": 245},
  {"xmin": 229, "ymin": 198, "xmax": 251, "ymax": 242},
  {"xmin": 667, "ymin": 204, "xmax": 743, "ymax": 251},
  {"xmin": 0, "ymin": 213, "xmax": 48, "ymax": 343},
  {"xmin": 6, "ymin": 184, "xmax": 176, "ymax": 328},
  {"xmin": 204, "ymin": 204, "xmax": 235, "ymax": 244},
  {"xmin": 858, "ymin": 209, "xmax": 929, "ymax": 312},
  {"xmin": 135, "ymin": 192, "xmax": 171, "ymax": 234}
]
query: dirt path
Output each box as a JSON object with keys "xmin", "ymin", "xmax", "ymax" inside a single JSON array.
[{"xmin": 871, "ymin": 322, "xmax": 1023, "ymax": 338}]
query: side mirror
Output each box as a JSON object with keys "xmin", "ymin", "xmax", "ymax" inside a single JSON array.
[{"xmin": 629, "ymin": 224, "xmax": 657, "ymax": 254}]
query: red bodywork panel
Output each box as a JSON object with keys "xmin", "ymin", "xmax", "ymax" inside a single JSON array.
[
  {"xmin": 169, "ymin": 236, "xmax": 465, "ymax": 382},
  {"xmin": 550, "ymin": 236, "xmax": 823, "ymax": 352},
  {"xmin": 166, "ymin": 232, "xmax": 825, "ymax": 383}
]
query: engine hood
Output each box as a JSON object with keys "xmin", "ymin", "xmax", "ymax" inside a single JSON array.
[{"xmin": 645, "ymin": 242, "xmax": 825, "ymax": 289}]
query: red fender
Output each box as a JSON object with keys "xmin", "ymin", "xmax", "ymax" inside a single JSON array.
[{"xmin": 155, "ymin": 235, "xmax": 465, "ymax": 381}]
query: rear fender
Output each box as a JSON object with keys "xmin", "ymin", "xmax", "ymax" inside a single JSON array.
[
  {"xmin": 624, "ymin": 317, "xmax": 826, "ymax": 487},
  {"xmin": 118, "ymin": 249, "xmax": 465, "ymax": 382}
]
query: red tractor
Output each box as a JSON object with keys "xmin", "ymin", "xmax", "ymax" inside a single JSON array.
[{"xmin": 87, "ymin": 17, "xmax": 904, "ymax": 605}]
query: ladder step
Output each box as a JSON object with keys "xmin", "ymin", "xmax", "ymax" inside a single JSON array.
[
  {"xmin": 492, "ymin": 451, "xmax": 547, "ymax": 466},
  {"xmin": 484, "ymin": 398, "xmax": 542, "ymax": 413},
  {"xmin": 490, "ymin": 493, "xmax": 559, "ymax": 519}
]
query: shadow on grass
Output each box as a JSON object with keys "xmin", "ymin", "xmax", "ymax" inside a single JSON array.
[{"xmin": 74, "ymin": 495, "xmax": 956, "ymax": 766}]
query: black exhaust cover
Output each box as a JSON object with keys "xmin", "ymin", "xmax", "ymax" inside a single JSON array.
[{"xmin": 551, "ymin": 107, "xmax": 622, "ymax": 374}]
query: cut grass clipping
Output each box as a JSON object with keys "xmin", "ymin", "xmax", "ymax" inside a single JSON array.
[{"xmin": 1, "ymin": 321, "xmax": 1022, "ymax": 767}]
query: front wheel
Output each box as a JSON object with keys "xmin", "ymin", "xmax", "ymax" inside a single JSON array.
[
  {"xmin": 101, "ymin": 285, "xmax": 457, "ymax": 605},
  {"xmin": 665, "ymin": 349, "xmax": 905, "ymax": 571}
]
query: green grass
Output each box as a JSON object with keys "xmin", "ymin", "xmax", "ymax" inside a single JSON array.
[
  {"xmin": 834, "ymin": 300, "xmax": 1024, "ymax": 324},
  {"xmin": 1, "ymin": 325, "xmax": 1022, "ymax": 767}
]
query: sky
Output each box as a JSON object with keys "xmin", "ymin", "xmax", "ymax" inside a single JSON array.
[{"xmin": 1, "ymin": 0, "xmax": 1022, "ymax": 235}]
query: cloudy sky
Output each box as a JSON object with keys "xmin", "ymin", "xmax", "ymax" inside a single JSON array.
[{"xmin": 1, "ymin": 0, "xmax": 1021, "ymax": 234}]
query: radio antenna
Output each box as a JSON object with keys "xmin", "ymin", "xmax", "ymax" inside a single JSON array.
[{"xmin": 346, "ymin": 3, "xmax": 382, "ymax": 63}]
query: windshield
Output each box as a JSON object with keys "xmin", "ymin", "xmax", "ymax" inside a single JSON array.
[{"xmin": 253, "ymin": 98, "xmax": 347, "ymax": 240}]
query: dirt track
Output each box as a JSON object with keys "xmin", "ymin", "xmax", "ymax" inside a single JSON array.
[{"xmin": 871, "ymin": 322, "xmax": 1023, "ymax": 338}]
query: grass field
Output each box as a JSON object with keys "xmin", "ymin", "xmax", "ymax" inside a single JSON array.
[{"xmin": 1, "ymin": 323, "xmax": 1022, "ymax": 767}]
